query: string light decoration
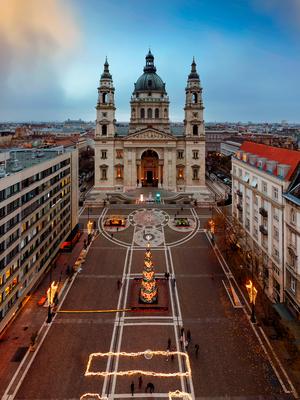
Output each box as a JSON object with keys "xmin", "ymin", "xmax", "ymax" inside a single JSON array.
[
  {"xmin": 80, "ymin": 390, "xmax": 192, "ymax": 400},
  {"xmin": 84, "ymin": 350, "xmax": 191, "ymax": 378},
  {"xmin": 169, "ymin": 390, "xmax": 193, "ymax": 400},
  {"xmin": 140, "ymin": 244, "xmax": 158, "ymax": 303}
]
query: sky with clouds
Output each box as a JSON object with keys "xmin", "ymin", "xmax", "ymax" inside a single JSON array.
[{"xmin": 0, "ymin": 0, "xmax": 300, "ymax": 123}]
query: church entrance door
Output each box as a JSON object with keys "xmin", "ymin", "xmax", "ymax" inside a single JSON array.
[{"xmin": 140, "ymin": 150, "xmax": 159, "ymax": 187}]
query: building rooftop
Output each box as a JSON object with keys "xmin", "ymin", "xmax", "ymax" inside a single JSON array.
[
  {"xmin": 237, "ymin": 141, "xmax": 300, "ymax": 181},
  {"xmin": 0, "ymin": 148, "xmax": 66, "ymax": 177}
]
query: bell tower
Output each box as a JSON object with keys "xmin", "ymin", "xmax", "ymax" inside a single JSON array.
[
  {"xmin": 184, "ymin": 58, "xmax": 204, "ymax": 138},
  {"xmin": 95, "ymin": 58, "xmax": 116, "ymax": 138}
]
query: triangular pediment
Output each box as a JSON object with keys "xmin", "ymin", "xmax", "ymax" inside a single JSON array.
[{"xmin": 124, "ymin": 128, "xmax": 175, "ymax": 141}]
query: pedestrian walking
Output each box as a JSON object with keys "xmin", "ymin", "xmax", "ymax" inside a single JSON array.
[
  {"xmin": 184, "ymin": 339, "xmax": 189, "ymax": 350},
  {"xmin": 164, "ymin": 272, "xmax": 168, "ymax": 280},
  {"xmin": 130, "ymin": 381, "xmax": 135, "ymax": 396},
  {"xmin": 186, "ymin": 329, "xmax": 191, "ymax": 343},
  {"xmin": 180, "ymin": 335, "xmax": 184, "ymax": 348},
  {"xmin": 145, "ymin": 383, "xmax": 150, "ymax": 393},
  {"xmin": 149, "ymin": 383, "xmax": 155, "ymax": 394},
  {"xmin": 180, "ymin": 327, "xmax": 184, "ymax": 336},
  {"xmin": 117, "ymin": 279, "xmax": 122, "ymax": 290},
  {"xmin": 195, "ymin": 344, "xmax": 199, "ymax": 358},
  {"xmin": 138, "ymin": 375, "xmax": 143, "ymax": 389},
  {"xmin": 167, "ymin": 337, "xmax": 171, "ymax": 349},
  {"xmin": 172, "ymin": 278, "xmax": 176, "ymax": 287},
  {"xmin": 111, "ymin": 233, "xmax": 114, "ymax": 238},
  {"xmin": 166, "ymin": 349, "xmax": 169, "ymax": 361},
  {"xmin": 116, "ymin": 226, "xmax": 119, "ymax": 232}
]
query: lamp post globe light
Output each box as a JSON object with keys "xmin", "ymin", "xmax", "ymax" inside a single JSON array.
[{"xmin": 245, "ymin": 252, "xmax": 258, "ymax": 323}]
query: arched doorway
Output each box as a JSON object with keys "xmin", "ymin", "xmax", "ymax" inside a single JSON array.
[{"xmin": 141, "ymin": 150, "xmax": 159, "ymax": 187}]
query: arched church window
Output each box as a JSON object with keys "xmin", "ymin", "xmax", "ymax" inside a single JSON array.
[
  {"xmin": 155, "ymin": 108, "xmax": 159, "ymax": 119},
  {"xmin": 141, "ymin": 108, "xmax": 145, "ymax": 119},
  {"xmin": 192, "ymin": 93, "xmax": 198, "ymax": 103},
  {"xmin": 147, "ymin": 108, "xmax": 153, "ymax": 119},
  {"xmin": 102, "ymin": 93, "xmax": 107, "ymax": 104},
  {"xmin": 193, "ymin": 125, "xmax": 198, "ymax": 136},
  {"xmin": 164, "ymin": 108, "xmax": 168, "ymax": 118},
  {"xmin": 102, "ymin": 125, "xmax": 107, "ymax": 136}
]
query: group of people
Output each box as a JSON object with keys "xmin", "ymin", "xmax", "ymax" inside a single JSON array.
[
  {"xmin": 179, "ymin": 327, "xmax": 200, "ymax": 357},
  {"xmin": 130, "ymin": 378, "xmax": 155, "ymax": 396}
]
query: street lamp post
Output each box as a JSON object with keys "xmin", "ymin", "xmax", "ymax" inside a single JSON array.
[
  {"xmin": 46, "ymin": 266, "xmax": 52, "ymax": 323},
  {"xmin": 246, "ymin": 252, "xmax": 258, "ymax": 324}
]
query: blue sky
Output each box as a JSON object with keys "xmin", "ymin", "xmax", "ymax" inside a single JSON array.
[{"xmin": 1, "ymin": 0, "xmax": 300, "ymax": 122}]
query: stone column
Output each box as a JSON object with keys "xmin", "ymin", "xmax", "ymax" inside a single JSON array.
[
  {"xmin": 159, "ymin": 160, "xmax": 164, "ymax": 188},
  {"xmin": 136, "ymin": 160, "xmax": 141, "ymax": 188}
]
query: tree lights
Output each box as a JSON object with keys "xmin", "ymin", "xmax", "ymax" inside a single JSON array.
[{"xmin": 140, "ymin": 243, "xmax": 158, "ymax": 303}]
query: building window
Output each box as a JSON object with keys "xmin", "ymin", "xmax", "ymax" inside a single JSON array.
[
  {"xmin": 116, "ymin": 167, "xmax": 123, "ymax": 179},
  {"xmin": 192, "ymin": 168, "xmax": 199, "ymax": 180},
  {"xmin": 290, "ymin": 208, "xmax": 296, "ymax": 225},
  {"xmin": 177, "ymin": 168, "xmax": 184, "ymax": 179},
  {"xmin": 274, "ymin": 226, "xmax": 279, "ymax": 241},
  {"xmin": 272, "ymin": 186, "xmax": 279, "ymax": 200},
  {"xmin": 141, "ymin": 108, "xmax": 145, "ymax": 119},
  {"xmin": 291, "ymin": 277, "xmax": 296, "ymax": 294},
  {"xmin": 101, "ymin": 150, "xmax": 107, "ymax": 159},
  {"xmin": 273, "ymin": 208, "xmax": 279, "ymax": 221},
  {"xmin": 102, "ymin": 125, "xmax": 107, "ymax": 136},
  {"xmin": 116, "ymin": 149, "xmax": 123, "ymax": 159},
  {"xmin": 262, "ymin": 181, "xmax": 268, "ymax": 194},
  {"xmin": 101, "ymin": 168, "xmax": 107, "ymax": 180},
  {"xmin": 251, "ymin": 177, "xmax": 258, "ymax": 188},
  {"xmin": 102, "ymin": 93, "xmax": 107, "ymax": 103},
  {"xmin": 238, "ymin": 168, "xmax": 242, "ymax": 177},
  {"xmin": 192, "ymin": 150, "xmax": 199, "ymax": 160},
  {"xmin": 102, "ymin": 112, "xmax": 107, "ymax": 117},
  {"xmin": 177, "ymin": 150, "xmax": 184, "ymax": 159},
  {"xmin": 192, "ymin": 93, "xmax": 198, "ymax": 103},
  {"xmin": 155, "ymin": 108, "xmax": 159, "ymax": 119},
  {"xmin": 193, "ymin": 125, "xmax": 198, "ymax": 136},
  {"xmin": 243, "ymin": 173, "xmax": 249, "ymax": 183},
  {"xmin": 254, "ymin": 195, "xmax": 258, "ymax": 205},
  {"xmin": 147, "ymin": 108, "xmax": 152, "ymax": 119}
]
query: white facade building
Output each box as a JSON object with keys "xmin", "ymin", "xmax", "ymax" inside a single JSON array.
[
  {"xmin": 0, "ymin": 148, "xmax": 78, "ymax": 331},
  {"xmin": 94, "ymin": 52, "xmax": 206, "ymax": 193},
  {"xmin": 283, "ymin": 174, "xmax": 300, "ymax": 318},
  {"xmin": 232, "ymin": 142, "xmax": 300, "ymax": 303}
]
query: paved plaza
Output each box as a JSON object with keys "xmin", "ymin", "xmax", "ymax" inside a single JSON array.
[{"xmin": 1, "ymin": 205, "xmax": 297, "ymax": 399}]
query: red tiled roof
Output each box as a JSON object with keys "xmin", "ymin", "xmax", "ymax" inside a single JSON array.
[{"xmin": 240, "ymin": 141, "xmax": 300, "ymax": 181}]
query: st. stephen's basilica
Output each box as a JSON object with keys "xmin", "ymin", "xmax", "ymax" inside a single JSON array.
[{"xmin": 94, "ymin": 51, "xmax": 206, "ymax": 194}]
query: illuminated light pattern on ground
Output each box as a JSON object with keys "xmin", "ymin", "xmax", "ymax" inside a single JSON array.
[
  {"xmin": 80, "ymin": 394, "xmax": 106, "ymax": 400},
  {"xmin": 85, "ymin": 350, "xmax": 191, "ymax": 378},
  {"xmin": 169, "ymin": 390, "xmax": 193, "ymax": 399}
]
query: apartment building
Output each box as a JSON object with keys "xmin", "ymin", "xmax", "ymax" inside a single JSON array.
[
  {"xmin": 0, "ymin": 148, "xmax": 78, "ymax": 332},
  {"xmin": 232, "ymin": 142, "xmax": 300, "ymax": 304},
  {"xmin": 283, "ymin": 171, "xmax": 300, "ymax": 318}
]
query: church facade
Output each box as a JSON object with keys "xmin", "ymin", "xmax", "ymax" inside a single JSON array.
[{"xmin": 94, "ymin": 51, "xmax": 205, "ymax": 193}]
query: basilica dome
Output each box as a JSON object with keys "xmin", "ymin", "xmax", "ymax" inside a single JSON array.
[{"xmin": 134, "ymin": 51, "xmax": 166, "ymax": 94}]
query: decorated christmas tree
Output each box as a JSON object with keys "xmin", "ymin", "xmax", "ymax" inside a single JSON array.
[{"xmin": 140, "ymin": 243, "xmax": 158, "ymax": 303}]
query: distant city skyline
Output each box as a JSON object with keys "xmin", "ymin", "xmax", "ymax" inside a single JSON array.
[{"xmin": 1, "ymin": 0, "xmax": 300, "ymax": 123}]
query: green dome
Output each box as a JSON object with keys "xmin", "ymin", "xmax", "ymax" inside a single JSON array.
[
  {"xmin": 134, "ymin": 50, "xmax": 166, "ymax": 93},
  {"xmin": 135, "ymin": 72, "xmax": 165, "ymax": 92}
]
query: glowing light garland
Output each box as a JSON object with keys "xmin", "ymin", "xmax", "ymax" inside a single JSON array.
[
  {"xmin": 85, "ymin": 350, "xmax": 191, "ymax": 378},
  {"xmin": 169, "ymin": 390, "xmax": 193, "ymax": 399},
  {"xmin": 80, "ymin": 390, "xmax": 192, "ymax": 400}
]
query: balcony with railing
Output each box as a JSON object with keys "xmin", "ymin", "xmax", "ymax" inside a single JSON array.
[
  {"xmin": 259, "ymin": 225, "xmax": 268, "ymax": 236},
  {"xmin": 259, "ymin": 207, "xmax": 268, "ymax": 218}
]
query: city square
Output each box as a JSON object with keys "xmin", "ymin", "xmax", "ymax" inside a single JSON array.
[{"xmin": 0, "ymin": 204, "xmax": 295, "ymax": 399}]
